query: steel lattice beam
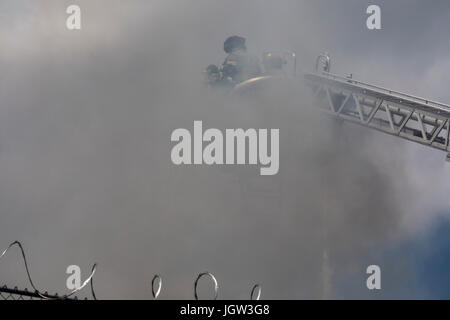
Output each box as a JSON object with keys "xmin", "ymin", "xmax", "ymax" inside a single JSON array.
[{"xmin": 305, "ymin": 72, "xmax": 450, "ymax": 161}]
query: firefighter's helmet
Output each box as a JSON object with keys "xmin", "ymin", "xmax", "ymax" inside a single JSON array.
[{"xmin": 224, "ymin": 36, "xmax": 247, "ymax": 54}]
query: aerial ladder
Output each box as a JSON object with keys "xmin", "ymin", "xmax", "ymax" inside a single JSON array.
[{"xmin": 304, "ymin": 53, "xmax": 450, "ymax": 162}]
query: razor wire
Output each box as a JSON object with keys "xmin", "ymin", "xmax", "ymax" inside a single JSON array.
[
  {"xmin": 0, "ymin": 241, "xmax": 97, "ymax": 300},
  {"xmin": 1, "ymin": 240, "xmax": 261, "ymax": 300},
  {"xmin": 150, "ymin": 272, "xmax": 261, "ymax": 300}
]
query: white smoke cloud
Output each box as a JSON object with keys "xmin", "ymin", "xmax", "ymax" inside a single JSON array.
[{"xmin": 0, "ymin": 0, "xmax": 449, "ymax": 299}]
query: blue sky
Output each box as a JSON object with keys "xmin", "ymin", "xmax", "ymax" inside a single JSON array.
[
  {"xmin": 412, "ymin": 214, "xmax": 450, "ymax": 299},
  {"xmin": 334, "ymin": 212, "xmax": 450, "ymax": 299}
]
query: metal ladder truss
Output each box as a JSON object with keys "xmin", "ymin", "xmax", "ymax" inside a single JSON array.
[{"xmin": 304, "ymin": 72, "xmax": 450, "ymax": 161}]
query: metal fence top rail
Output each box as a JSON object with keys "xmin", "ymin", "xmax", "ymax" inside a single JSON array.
[
  {"xmin": 0, "ymin": 285, "xmax": 82, "ymax": 300},
  {"xmin": 305, "ymin": 71, "xmax": 450, "ymax": 116}
]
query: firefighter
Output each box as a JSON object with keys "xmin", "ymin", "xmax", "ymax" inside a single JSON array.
[{"xmin": 221, "ymin": 36, "xmax": 261, "ymax": 84}]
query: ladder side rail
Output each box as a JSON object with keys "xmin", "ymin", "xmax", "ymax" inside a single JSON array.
[{"xmin": 313, "ymin": 72, "xmax": 450, "ymax": 111}]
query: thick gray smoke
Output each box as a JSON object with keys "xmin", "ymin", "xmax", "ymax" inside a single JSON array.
[{"xmin": 0, "ymin": 0, "xmax": 449, "ymax": 299}]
